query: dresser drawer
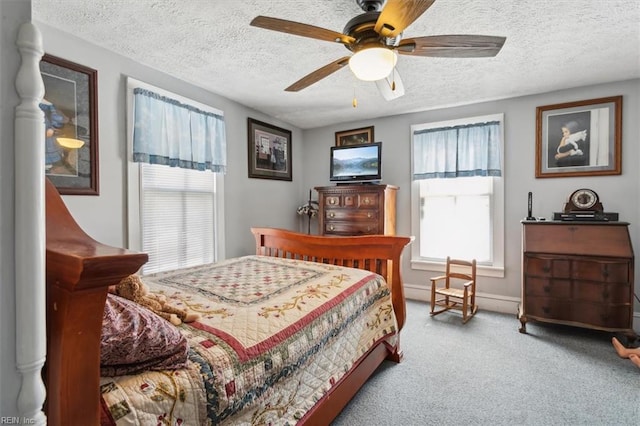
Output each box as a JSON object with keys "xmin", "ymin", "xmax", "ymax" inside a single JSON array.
[
  {"xmin": 572, "ymin": 259, "xmax": 630, "ymax": 282},
  {"xmin": 573, "ymin": 280, "xmax": 631, "ymax": 304},
  {"xmin": 525, "ymin": 297, "xmax": 572, "ymax": 321},
  {"xmin": 524, "ymin": 277, "xmax": 571, "ymax": 298},
  {"xmin": 324, "ymin": 196, "xmax": 341, "ymax": 207},
  {"xmin": 357, "ymin": 193, "xmax": 379, "ymax": 208},
  {"xmin": 570, "ymin": 302, "xmax": 631, "ymax": 329},
  {"xmin": 524, "ymin": 256, "xmax": 570, "ymax": 278},
  {"xmin": 325, "ymin": 209, "xmax": 378, "ymax": 221},
  {"xmin": 324, "ymin": 221, "xmax": 379, "ymax": 235}
]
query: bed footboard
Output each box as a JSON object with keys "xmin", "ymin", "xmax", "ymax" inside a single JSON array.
[
  {"xmin": 251, "ymin": 227, "xmax": 412, "ymax": 423},
  {"xmin": 45, "ymin": 179, "xmax": 148, "ymax": 426}
]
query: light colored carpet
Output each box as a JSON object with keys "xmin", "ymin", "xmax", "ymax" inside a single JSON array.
[{"xmin": 333, "ymin": 299, "xmax": 639, "ymax": 425}]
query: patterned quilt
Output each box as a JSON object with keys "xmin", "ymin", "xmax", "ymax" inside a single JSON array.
[{"xmin": 100, "ymin": 255, "xmax": 398, "ymax": 425}]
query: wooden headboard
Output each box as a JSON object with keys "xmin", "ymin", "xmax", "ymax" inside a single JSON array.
[
  {"xmin": 251, "ymin": 227, "xmax": 412, "ymax": 332},
  {"xmin": 45, "ymin": 178, "xmax": 148, "ymax": 426}
]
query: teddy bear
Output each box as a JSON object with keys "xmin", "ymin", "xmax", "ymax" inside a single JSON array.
[{"xmin": 113, "ymin": 275, "xmax": 201, "ymax": 326}]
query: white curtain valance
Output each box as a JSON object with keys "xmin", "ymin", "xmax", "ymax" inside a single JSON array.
[
  {"xmin": 413, "ymin": 121, "xmax": 502, "ymax": 180},
  {"xmin": 133, "ymin": 88, "xmax": 227, "ymax": 173}
]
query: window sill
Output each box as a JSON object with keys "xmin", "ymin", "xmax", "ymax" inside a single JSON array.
[{"xmin": 410, "ymin": 258, "xmax": 505, "ymax": 278}]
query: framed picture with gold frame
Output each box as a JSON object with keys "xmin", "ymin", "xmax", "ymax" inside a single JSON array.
[
  {"xmin": 335, "ymin": 125, "xmax": 374, "ymax": 146},
  {"xmin": 535, "ymin": 96, "xmax": 621, "ymax": 178}
]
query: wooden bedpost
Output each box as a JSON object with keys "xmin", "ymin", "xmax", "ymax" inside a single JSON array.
[{"xmin": 45, "ymin": 179, "xmax": 148, "ymax": 426}]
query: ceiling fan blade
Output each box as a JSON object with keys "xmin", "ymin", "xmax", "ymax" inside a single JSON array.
[
  {"xmin": 285, "ymin": 56, "xmax": 351, "ymax": 92},
  {"xmin": 374, "ymin": 0, "xmax": 436, "ymax": 37},
  {"xmin": 375, "ymin": 69, "xmax": 405, "ymax": 101},
  {"xmin": 250, "ymin": 16, "xmax": 355, "ymax": 45},
  {"xmin": 397, "ymin": 35, "xmax": 506, "ymax": 57}
]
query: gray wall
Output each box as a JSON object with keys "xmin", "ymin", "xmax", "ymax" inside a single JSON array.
[{"xmin": 302, "ymin": 79, "xmax": 640, "ymax": 312}]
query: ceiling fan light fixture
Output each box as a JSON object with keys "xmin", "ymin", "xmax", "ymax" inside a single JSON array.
[{"xmin": 348, "ymin": 47, "xmax": 397, "ymax": 81}]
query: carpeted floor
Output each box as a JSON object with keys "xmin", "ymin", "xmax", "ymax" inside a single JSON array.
[{"xmin": 333, "ymin": 299, "xmax": 639, "ymax": 425}]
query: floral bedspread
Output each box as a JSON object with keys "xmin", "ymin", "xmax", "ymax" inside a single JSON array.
[{"xmin": 100, "ymin": 255, "xmax": 398, "ymax": 425}]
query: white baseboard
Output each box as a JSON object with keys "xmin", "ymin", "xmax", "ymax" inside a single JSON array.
[{"xmin": 403, "ymin": 281, "xmax": 640, "ymax": 332}]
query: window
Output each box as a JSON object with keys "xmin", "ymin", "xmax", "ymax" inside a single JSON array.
[
  {"xmin": 140, "ymin": 163, "xmax": 218, "ymax": 274},
  {"xmin": 126, "ymin": 78, "xmax": 226, "ymax": 272},
  {"xmin": 411, "ymin": 114, "xmax": 504, "ymax": 277},
  {"xmin": 419, "ymin": 176, "xmax": 493, "ymax": 262}
]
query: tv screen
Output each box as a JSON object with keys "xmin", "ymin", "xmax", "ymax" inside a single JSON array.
[{"xmin": 329, "ymin": 142, "xmax": 382, "ymax": 183}]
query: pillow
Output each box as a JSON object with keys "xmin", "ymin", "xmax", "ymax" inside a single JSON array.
[{"xmin": 100, "ymin": 293, "xmax": 189, "ymax": 377}]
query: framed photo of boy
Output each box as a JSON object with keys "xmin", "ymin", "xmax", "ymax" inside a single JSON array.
[
  {"xmin": 535, "ymin": 96, "xmax": 622, "ymax": 178},
  {"xmin": 247, "ymin": 118, "xmax": 292, "ymax": 181},
  {"xmin": 335, "ymin": 125, "xmax": 374, "ymax": 146},
  {"xmin": 40, "ymin": 54, "xmax": 99, "ymax": 195}
]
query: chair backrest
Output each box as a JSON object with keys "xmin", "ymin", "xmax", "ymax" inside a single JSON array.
[{"xmin": 445, "ymin": 257, "xmax": 476, "ymax": 283}]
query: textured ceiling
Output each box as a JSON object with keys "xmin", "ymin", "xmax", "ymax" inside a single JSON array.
[{"xmin": 33, "ymin": 0, "xmax": 640, "ymax": 129}]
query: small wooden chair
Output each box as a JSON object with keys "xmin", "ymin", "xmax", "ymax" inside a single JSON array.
[{"xmin": 430, "ymin": 257, "xmax": 477, "ymax": 323}]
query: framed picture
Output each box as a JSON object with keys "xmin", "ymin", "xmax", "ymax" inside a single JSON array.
[
  {"xmin": 247, "ymin": 118, "xmax": 292, "ymax": 181},
  {"xmin": 335, "ymin": 125, "xmax": 374, "ymax": 146},
  {"xmin": 535, "ymin": 96, "xmax": 622, "ymax": 178},
  {"xmin": 40, "ymin": 54, "xmax": 99, "ymax": 195}
]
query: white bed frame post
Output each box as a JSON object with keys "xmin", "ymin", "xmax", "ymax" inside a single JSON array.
[{"xmin": 14, "ymin": 21, "xmax": 47, "ymax": 425}]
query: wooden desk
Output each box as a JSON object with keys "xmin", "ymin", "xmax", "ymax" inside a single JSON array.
[{"xmin": 519, "ymin": 221, "xmax": 636, "ymax": 339}]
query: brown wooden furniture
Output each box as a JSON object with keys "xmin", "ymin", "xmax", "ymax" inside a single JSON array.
[
  {"xmin": 45, "ymin": 178, "xmax": 411, "ymax": 426},
  {"xmin": 519, "ymin": 221, "xmax": 636, "ymax": 339},
  {"xmin": 45, "ymin": 179, "xmax": 148, "ymax": 426},
  {"xmin": 253, "ymin": 228, "xmax": 411, "ymax": 424},
  {"xmin": 430, "ymin": 257, "xmax": 478, "ymax": 323},
  {"xmin": 315, "ymin": 184, "xmax": 397, "ymax": 236}
]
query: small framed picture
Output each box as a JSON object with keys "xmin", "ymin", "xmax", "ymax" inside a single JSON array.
[
  {"xmin": 40, "ymin": 54, "xmax": 99, "ymax": 195},
  {"xmin": 247, "ymin": 118, "xmax": 292, "ymax": 181},
  {"xmin": 535, "ymin": 96, "xmax": 622, "ymax": 178},
  {"xmin": 335, "ymin": 126, "xmax": 374, "ymax": 146}
]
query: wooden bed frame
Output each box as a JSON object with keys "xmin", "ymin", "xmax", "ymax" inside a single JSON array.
[{"xmin": 45, "ymin": 179, "xmax": 412, "ymax": 425}]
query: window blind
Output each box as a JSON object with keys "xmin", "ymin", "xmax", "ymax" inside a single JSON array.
[{"xmin": 140, "ymin": 163, "xmax": 216, "ymax": 274}]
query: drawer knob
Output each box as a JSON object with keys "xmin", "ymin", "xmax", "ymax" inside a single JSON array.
[
  {"xmin": 363, "ymin": 198, "xmax": 370, "ymax": 204},
  {"xmin": 330, "ymin": 199, "xmax": 336, "ymax": 205},
  {"xmin": 543, "ymin": 286, "xmax": 550, "ymax": 293},
  {"xmin": 367, "ymin": 212, "xmax": 372, "ymax": 218},
  {"xmin": 329, "ymin": 225, "xmax": 334, "ymax": 231},
  {"xmin": 329, "ymin": 212, "xmax": 335, "ymax": 218}
]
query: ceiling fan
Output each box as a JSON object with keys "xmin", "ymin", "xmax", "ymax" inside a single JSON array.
[{"xmin": 250, "ymin": 0, "xmax": 506, "ymax": 99}]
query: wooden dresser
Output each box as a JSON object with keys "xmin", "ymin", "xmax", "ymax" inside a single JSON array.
[
  {"xmin": 315, "ymin": 184, "xmax": 397, "ymax": 236},
  {"xmin": 519, "ymin": 221, "xmax": 636, "ymax": 339}
]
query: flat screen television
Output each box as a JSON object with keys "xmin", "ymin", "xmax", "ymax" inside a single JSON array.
[{"xmin": 329, "ymin": 141, "xmax": 382, "ymax": 183}]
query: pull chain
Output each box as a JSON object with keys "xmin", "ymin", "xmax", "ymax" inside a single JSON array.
[
  {"xmin": 352, "ymin": 86, "xmax": 358, "ymax": 108},
  {"xmin": 391, "ymin": 67, "xmax": 396, "ymax": 92}
]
